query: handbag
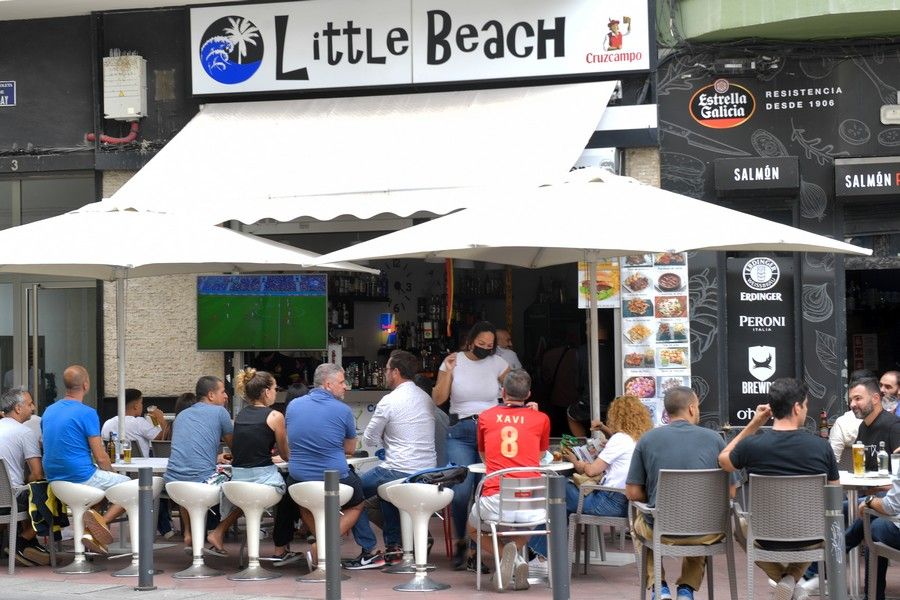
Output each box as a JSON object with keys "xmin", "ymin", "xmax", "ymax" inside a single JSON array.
[{"xmin": 404, "ymin": 464, "xmax": 470, "ymax": 490}]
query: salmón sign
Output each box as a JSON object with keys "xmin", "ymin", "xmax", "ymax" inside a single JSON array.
[{"xmin": 189, "ymin": 0, "xmax": 651, "ymax": 95}]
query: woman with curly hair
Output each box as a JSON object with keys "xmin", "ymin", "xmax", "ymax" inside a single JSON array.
[{"xmin": 529, "ymin": 395, "xmax": 653, "ymax": 563}]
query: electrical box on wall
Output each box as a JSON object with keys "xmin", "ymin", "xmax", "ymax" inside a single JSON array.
[{"xmin": 102, "ymin": 53, "xmax": 147, "ymax": 121}]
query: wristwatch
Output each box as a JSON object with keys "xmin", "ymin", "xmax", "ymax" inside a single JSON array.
[{"xmin": 865, "ymin": 497, "xmax": 874, "ymax": 509}]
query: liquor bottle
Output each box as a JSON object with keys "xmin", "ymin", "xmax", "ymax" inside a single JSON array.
[
  {"xmin": 879, "ymin": 441, "xmax": 890, "ymax": 475},
  {"xmin": 818, "ymin": 410, "xmax": 829, "ymax": 439}
]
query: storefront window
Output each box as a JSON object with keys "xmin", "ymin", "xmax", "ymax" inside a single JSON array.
[
  {"xmin": 21, "ymin": 176, "xmax": 94, "ymax": 224},
  {"xmin": 0, "ymin": 181, "xmax": 13, "ymax": 230}
]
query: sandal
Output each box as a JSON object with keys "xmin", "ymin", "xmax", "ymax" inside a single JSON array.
[{"xmin": 202, "ymin": 545, "xmax": 228, "ymax": 557}]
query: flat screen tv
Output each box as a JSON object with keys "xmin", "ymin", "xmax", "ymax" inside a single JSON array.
[{"xmin": 196, "ymin": 274, "xmax": 328, "ymax": 351}]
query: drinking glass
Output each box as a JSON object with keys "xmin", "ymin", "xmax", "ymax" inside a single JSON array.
[
  {"xmin": 892, "ymin": 453, "xmax": 900, "ymax": 477},
  {"xmin": 121, "ymin": 439, "xmax": 132, "ymax": 464}
]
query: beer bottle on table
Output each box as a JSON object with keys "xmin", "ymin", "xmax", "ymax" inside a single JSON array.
[{"xmin": 878, "ymin": 441, "xmax": 890, "ymax": 476}]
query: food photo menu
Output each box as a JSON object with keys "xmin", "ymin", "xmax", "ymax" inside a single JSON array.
[{"xmin": 619, "ymin": 253, "xmax": 691, "ymax": 425}]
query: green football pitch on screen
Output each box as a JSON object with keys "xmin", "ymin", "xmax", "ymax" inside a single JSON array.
[{"xmin": 197, "ymin": 294, "xmax": 327, "ymax": 350}]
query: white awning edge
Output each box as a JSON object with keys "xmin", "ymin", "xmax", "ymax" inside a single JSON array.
[{"xmin": 103, "ymin": 81, "xmax": 616, "ymax": 225}]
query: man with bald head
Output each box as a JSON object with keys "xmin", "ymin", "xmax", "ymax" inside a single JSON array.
[{"xmin": 42, "ymin": 365, "xmax": 128, "ymax": 554}]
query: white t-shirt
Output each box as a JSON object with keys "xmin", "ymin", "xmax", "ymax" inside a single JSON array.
[
  {"xmin": 597, "ymin": 431, "xmax": 636, "ymax": 490},
  {"xmin": 440, "ymin": 352, "xmax": 508, "ymax": 419},
  {"xmin": 101, "ymin": 415, "xmax": 161, "ymax": 459},
  {"xmin": 495, "ymin": 346, "xmax": 522, "ymax": 370},
  {"xmin": 0, "ymin": 417, "xmax": 42, "ymax": 490}
]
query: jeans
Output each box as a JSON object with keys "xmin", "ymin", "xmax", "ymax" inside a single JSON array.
[
  {"xmin": 529, "ymin": 482, "xmax": 628, "ymax": 558},
  {"xmin": 447, "ymin": 419, "xmax": 482, "ymax": 540},
  {"xmin": 351, "ymin": 466, "xmax": 410, "ymax": 549},
  {"xmin": 867, "ymin": 517, "xmax": 900, "ymax": 600}
]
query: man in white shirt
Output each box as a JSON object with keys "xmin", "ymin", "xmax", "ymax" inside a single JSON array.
[
  {"xmin": 495, "ymin": 328, "xmax": 523, "ymax": 370},
  {"xmin": 347, "ymin": 350, "xmax": 437, "ymax": 568},
  {"xmin": 829, "ymin": 409, "xmax": 862, "ymax": 463},
  {"xmin": 0, "ymin": 387, "xmax": 51, "ymax": 566},
  {"xmin": 100, "ymin": 388, "xmax": 167, "ymax": 458}
]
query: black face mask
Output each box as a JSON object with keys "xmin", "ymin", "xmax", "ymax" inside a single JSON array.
[{"xmin": 471, "ymin": 346, "xmax": 493, "ymax": 360}]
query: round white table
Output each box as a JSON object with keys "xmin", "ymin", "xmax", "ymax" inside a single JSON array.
[
  {"xmin": 111, "ymin": 457, "xmax": 169, "ymax": 474},
  {"xmin": 467, "ymin": 461, "xmax": 574, "ymax": 475},
  {"xmin": 840, "ymin": 470, "xmax": 893, "ymax": 599}
]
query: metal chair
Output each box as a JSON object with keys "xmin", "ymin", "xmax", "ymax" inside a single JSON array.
[
  {"xmin": 862, "ymin": 506, "xmax": 900, "ymax": 600},
  {"xmin": 474, "ymin": 466, "xmax": 554, "ymax": 591},
  {"xmin": 0, "ymin": 458, "xmax": 32, "ymax": 574},
  {"xmin": 568, "ymin": 484, "xmax": 630, "ymax": 574},
  {"xmin": 742, "ymin": 474, "xmax": 826, "ymax": 600},
  {"xmin": 150, "ymin": 440, "xmax": 171, "ymax": 458},
  {"xmin": 631, "ymin": 469, "xmax": 737, "ymax": 600}
]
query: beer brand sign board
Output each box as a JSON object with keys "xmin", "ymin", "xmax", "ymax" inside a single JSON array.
[
  {"xmin": 714, "ymin": 156, "xmax": 800, "ymax": 197},
  {"xmin": 834, "ymin": 156, "xmax": 900, "ymax": 198},
  {"xmin": 189, "ymin": 0, "xmax": 652, "ymax": 95},
  {"xmin": 726, "ymin": 257, "xmax": 795, "ymax": 424}
]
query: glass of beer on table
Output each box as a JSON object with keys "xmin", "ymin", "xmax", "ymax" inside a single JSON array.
[
  {"xmin": 121, "ymin": 439, "xmax": 132, "ymax": 464},
  {"xmin": 852, "ymin": 441, "xmax": 865, "ymax": 476}
]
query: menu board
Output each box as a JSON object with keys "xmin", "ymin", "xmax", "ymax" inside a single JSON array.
[
  {"xmin": 577, "ymin": 259, "xmax": 620, "ymax": 309},
  {"xmin": 619, "ymin": 253, "xmax": 691, "ymax": 425}
]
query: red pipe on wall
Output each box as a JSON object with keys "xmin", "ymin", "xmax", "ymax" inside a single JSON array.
[{"xmin": 86, "ymin": 121, "xmax": 140, "ymax": 144}]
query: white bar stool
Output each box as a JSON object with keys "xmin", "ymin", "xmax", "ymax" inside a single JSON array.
[
  {"xmin": 388, "ymin": 483, "xmax": 454, "ymax": 592},
  {"xmin": 288, "ymin": 481, "xmax": 352, "ymax": 583},
  {"xmin": 379, "ymin": 478, "xmax": 435, "ymax": 574},
  {"xmin": 165, "ymin": 481, "xmax": 224, "ymax": 578},
  {"xmin": 49, "ymin": 481, "xmax": 108, "ymax": 574},
  {"xmin": 222, "ymin": 481, "xmax": 284, "ymax": 581},
  {"xmin": 104, "ymin": 477, "xmax": 164, "ymax": 577}
]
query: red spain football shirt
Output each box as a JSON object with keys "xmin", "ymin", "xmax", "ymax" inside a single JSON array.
[{"xmin": 477, "ymin": 404, "xmax": 550, "ymax": 497}]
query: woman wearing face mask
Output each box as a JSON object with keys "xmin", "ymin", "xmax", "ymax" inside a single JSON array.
[{"xmin": 432, "ymin": 320, "xmax": 510, "ymax": 571}]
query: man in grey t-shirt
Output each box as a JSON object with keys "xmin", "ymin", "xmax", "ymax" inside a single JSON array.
[{"xmin": 626, "ymin": 386, "xmax": 725, "ymax": 600}]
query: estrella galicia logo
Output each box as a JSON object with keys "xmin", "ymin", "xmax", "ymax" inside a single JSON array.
[{"xmin": 200, "ymin": 16, "xmax": 263, "ymax": 85}]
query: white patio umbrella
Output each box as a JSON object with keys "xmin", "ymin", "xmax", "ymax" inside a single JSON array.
[
  {"xmin": 0, "ymin": 207, "xmax": 376, "ymax": 441},
  {"xmin": 305, "ymin": 169, "xmax": 871, "ymax": 421}
]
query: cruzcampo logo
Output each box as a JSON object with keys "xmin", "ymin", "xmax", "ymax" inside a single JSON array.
[
  {"xmin": 689, "ymin": 79, "xmax": 755, "ymax": 129},
  {"xmin": 200, "ymin": 16, "xmax": 264, "ymax": 85}
]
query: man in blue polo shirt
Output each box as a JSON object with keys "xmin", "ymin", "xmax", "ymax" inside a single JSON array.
[
  {"xmin": 42, "ymin": 365, "xmax": 129, "ymax": 554},
  {"xmin": 276, "ymin": 363, "xmax": 381, "ymax": 569}
]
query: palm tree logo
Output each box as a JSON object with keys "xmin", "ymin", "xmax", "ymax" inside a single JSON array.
[{"xmin": 200, "ymin": 15, "xmax": 264, "ymax": 85}]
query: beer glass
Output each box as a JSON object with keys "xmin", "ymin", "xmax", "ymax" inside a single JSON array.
[
  {"xmin": 892, "ymin": 453, "xmax": 900, "ymax": 477},
  {"xmin": 852, "ymin": 442, "xmax": 865, "ymax": 476},
  {"xmin": 121, "ymin": 439, "xmax": 132, "ymax": 464}
]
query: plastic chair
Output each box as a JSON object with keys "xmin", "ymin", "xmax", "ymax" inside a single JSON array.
[
  {"xmin": 568, "ymin": 484, "xmax": 630, "ymax": 574},
  {"xmin": 862, "ymin": 506, "xmax": 900, "ymax": 600},
  {"xmin": 474, "ymin": 466, "xmax": 555, "ymax": 591},
  {"xmin": 165, "ymin": 481, "xmax": 224, "ymax": 578},
  {"xmin": 388, "ymin": 482, "xmax": 454, "ymax": 592},
  {"xmin": 288, "ymin": 481, "xmax": 352, "ymax": 583},
  {"xmin": 0, "ymin": 458, "xmax": 33, "ymax": 574},
  {"xmin": 104, "ymin": 476, "xmax": 164, "ymax": 577},
  {"xmin": 631, "ymin": 469, "xmax": 737, "ymax": 600},
  {"xmin": 222, "ymin": 481, "xmax": 284, "ymax": 581},
  {"xmin": 49, "ymin": 480, "xmax": 108, "ymax": 574},
  {"xmin": 741, "ymin": 474, "xmax": 825, "ymax": 600}
]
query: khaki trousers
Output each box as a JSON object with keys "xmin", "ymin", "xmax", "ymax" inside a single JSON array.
[
  {"xmin": 738, "ymin": 516, "xmax": 814, "ymax": 582},
  {"xmin": 633, "ymin": 512, "xmax": 724, "ymax": 591}
]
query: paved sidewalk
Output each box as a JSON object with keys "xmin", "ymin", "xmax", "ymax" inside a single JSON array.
[{"xmin": 1, "ymin": 529, "xmax": 897, "ymax": 600}]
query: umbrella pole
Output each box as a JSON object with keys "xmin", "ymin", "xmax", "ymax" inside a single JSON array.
[
  {"xmin": 116, "ymin": 275, "xmax": 126, "ymax": 445},
  {"xmin": 587, "ymin": 259, "xmax": 601, "ymax": 424}
]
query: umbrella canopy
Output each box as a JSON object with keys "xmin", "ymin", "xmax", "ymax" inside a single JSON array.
[
  {"xmin": 0, "ymin": 207, "xmax": 376, "ymax": 279},
  {"xmin": 0, "ymin": 207, "xmax": 375, "ymax": 442},
  {"xmin": 306, "ymin": 170, "xmax": 871, "ymax": 422},
  {"xmin": 305, "ymin": 170, "xmax": 869, "ymax": 268}
]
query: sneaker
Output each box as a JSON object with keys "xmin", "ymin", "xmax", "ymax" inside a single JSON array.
[
  {"xmin": 343, "ymin": 549, "xmax": 385, "ymax": 570},
  {"xmin": 512, "ymin": 555, "xmax": 530, "ymax": 591},
  {"xmin": 161, "ymin": 530, "xmax": 176, "ymax": 540},
  {"xmin": 527, "ymin": 556, "xmax": 548, "ymax": 578},
  {"xmin": 81, "ymin": 533, "xmax": 108, "ymax": 555},
  {"xmin": 676, "ymin": 585, "xmax": 694, "ymax": 600},
  {"xmin": 798, "ymin": 575, "xmax": 820, "ymax": 595},
  {"xmin": 83, "ymin": 509, "xmax": 114, "ymax": 546},
  {"xmin": 384, "ymin": 544, "xmax": 404, "ymax": 566},
  {"xmin": 12, "ymin": 548, "xmax": 37, "ymax": 567},
  {"xmin": 775, "ymin": 575, "xmax": 796, "ymax": 600},
  {"xmin": 493, "ymin": 542, "xmax": 517, "ymax": 592},
  {"xmin": 21, "ymin": 540, "xmax": 51, "ymax": 566},
  {"xmin": 793, "ymin": 583, "xmax": 811, "ymax": 600},
  {"xmin": 466, "ymin": 554, "xmax": 491, "ymax": 574},
  {"xmin": 651, "ymin": 582, "xmax": 673, "ymax": 600},
  {"xmin": 453, "ymin": 540, "xmax": 468, "ymax": 570},
  {"xmin": 268, "ymin": 550, "xmax": 304, "ymax": 567}
]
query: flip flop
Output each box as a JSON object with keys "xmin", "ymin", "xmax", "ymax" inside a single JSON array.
[{"xmin": 202, "ymin": 545, "xmax": 228, "ymax": 557}]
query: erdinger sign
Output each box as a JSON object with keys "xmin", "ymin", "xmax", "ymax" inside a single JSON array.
[
  {"xmin": 689, "ymin": 79, "xmax": 756, "ymax": 129},
  {"xmin": 189, "ymin": 0, "xmax": 652, "ymax": 95}
]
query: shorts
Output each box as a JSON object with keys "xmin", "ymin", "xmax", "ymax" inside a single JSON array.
[
  {"xmin": 340, "ymin": 470, "xmax": 366, "ymax": 509},
  {"xmin": 15, "ymin": 489, "xmax": 29, "ymax": 513},
  {"xmin": 467, "ymin": 494, "xmax": 546, "ymax": 531},
  {"xmin": 80, "ymin": 469, "xmax": 130, "ymax": 491}
]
